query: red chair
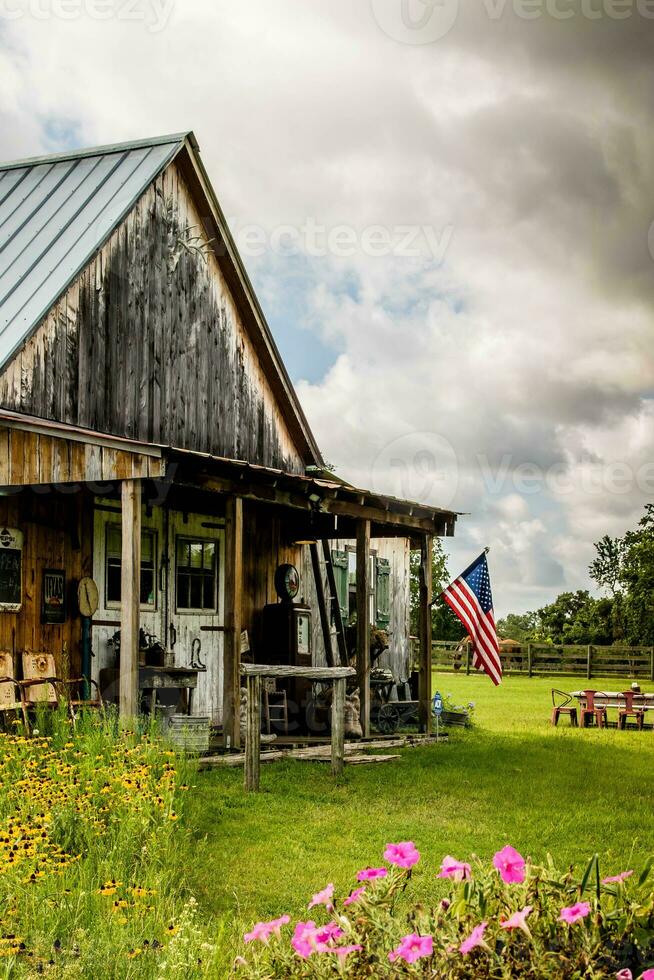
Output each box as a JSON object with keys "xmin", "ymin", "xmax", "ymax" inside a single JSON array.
[
  {"xmin": 551, "ymin": 689, "xmax": 578, "ymax": 727},
  {"xmin": 579, "ymin": 690, "xmax": 608, "ymax": 729},
  {"xmin": 617, "ymin": 690, "xmax": 645, "ymax": 731}
]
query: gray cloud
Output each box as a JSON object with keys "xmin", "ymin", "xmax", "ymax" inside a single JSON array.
[{"xmin": 1, "ymin": 0, "xmax": 653, "ymax": 613}]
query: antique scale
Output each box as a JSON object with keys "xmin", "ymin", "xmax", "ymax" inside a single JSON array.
[{"xmin": 262, "ymin": 564, "xmax": 313, "ymax": 725}]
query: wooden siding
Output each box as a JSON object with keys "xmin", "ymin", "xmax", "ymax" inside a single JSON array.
[
  {"xmin": 0, "ymin": 160, "xmax": 305, "ymax": 474},
  {"xmin": 0, "ymin": 491, "xmax": 91, "ymax": 673},
  {"xmin": 0, "ymin": 426, "xmax": 164, "ymax": 486}
]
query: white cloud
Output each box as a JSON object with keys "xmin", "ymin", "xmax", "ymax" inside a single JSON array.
[{"xmin": 1, "ymin": 0, "xmax": 653, "ymax": 616}]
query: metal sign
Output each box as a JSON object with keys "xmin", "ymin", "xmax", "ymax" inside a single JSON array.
[
  {"xmin": 0, "ymin": 528, "xmax": 23, "ymax": 612},
  {"xmin": 42, "ymin": 569, "xmax": 66, "ymax": 625},
  {"xmin": 432, "ymin": 691, "xmax": 443, "ymax": 717}
]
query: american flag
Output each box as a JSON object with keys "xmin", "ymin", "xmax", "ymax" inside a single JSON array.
[{"xmin": 441, "ymin": 551, "xmax": 502, "ymax": 686}]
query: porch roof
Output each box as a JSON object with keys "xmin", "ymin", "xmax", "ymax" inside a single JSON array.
[
  {"xmin": 166, "ymin": 446, "xmax": 458, "ymax": 538},
  {"xmin": 0, "ymin": 409, "xmax": 459, "ymax": 537}
]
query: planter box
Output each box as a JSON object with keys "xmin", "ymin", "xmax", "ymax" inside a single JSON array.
[{"xmin": 442, "ymin": 709, "xmax": 470, "ymax": 728}]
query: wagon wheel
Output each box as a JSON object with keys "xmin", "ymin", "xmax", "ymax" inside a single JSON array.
[{"xmin": 377, "ymin": 703, "xmax": 400, "ymax": 735}]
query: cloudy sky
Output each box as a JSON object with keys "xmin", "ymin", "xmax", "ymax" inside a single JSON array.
[{"xmin": 2, "ymin": 0, "xmax": 653, "ymax": 615}]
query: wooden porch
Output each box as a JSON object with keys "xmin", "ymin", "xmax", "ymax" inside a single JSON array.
[{"xmin": 0, "ymin": 409, "xmax": 457, "ymax": 742}]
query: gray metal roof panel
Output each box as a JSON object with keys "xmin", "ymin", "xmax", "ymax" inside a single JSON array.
[
  {"xmin": 0, "ymin": 132, "xmax": 191, "ymax": 171},
  {"xmin": 0, "ymin": 135, "xmax": 186, "ymax": 370}
]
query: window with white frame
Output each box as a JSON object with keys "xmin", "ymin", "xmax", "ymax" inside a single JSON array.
[{"xmin": 175, "ymin": 537, "xmax": 218, "ymax": 612}]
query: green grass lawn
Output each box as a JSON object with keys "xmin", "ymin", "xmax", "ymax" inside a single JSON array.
[{"xmin": 186, "ymin": 674, "xmax": 654, "ymax": 963}]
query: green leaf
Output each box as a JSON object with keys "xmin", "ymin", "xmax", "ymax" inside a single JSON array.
[
  {"xmin": 638, "ymin": 855, "xmax": 654, "ymax": 886},
  {"xmin": 580, "ymin": 854, "xmax": 598, "ymax": 896}
]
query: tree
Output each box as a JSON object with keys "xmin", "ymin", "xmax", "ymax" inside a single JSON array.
[
  {"xmin": 589, "ymin": 504, "xmax": 654, "ymax": 644},
  {"xmin": 589, "ymin": 535, "xmax": 624, "ymax": 596},
  {"xmin": 496, "ymin": 611, "xmax": 539, "ymax": 643},
  {"xmin": 409, "ymin": 539, "xmax": 466, "ymax": 641}
]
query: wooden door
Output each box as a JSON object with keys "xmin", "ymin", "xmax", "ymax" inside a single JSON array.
[{"xmin": 166, "ymin": 512, "xmax": 225, "ymax": 725}]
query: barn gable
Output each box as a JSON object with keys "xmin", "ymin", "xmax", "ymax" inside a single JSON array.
[{"xmin": 0, "ymin": 133, "xmax": 321, "ymax": 473}]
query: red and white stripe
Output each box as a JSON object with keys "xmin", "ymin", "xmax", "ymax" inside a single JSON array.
[{"xmin": 442, "ymin": 578, "xmax": 502, "ymax": 686}]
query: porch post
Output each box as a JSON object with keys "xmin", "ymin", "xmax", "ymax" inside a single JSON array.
[
  {"xmin": 119, "ymin": 479, "xmax": 141, "ymax": 722},
  {"xmin": 356, "ymin": 519, "xmax": 371, "ymax": 737},
  {"xmin": 223, "ymin": 495, "xmax": 243, "ymax": 748},
  {"xmin": 418, "ymin": 534, "xmax": 433, "ymax": 734}
]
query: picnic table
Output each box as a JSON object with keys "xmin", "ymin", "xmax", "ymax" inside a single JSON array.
[
  {"xmin": 571, "ymin": 690, "xmax": 654, "ymax": 709},
  {"xmin": 570, "ymin": 689, "xmax": 654, "ymax": 729}
]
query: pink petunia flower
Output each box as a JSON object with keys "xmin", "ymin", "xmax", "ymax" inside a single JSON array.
[
  {"xmin": 384, "ymin": 841, "xmax": 420, "ymax": 869},
  {"xmin": 357, "ymin": 867, "xmax": 388, "ymax": 882},
  {"xmin": 460, "ymin": 922, "xmax": 489, "ymax": 955},
  {"xmin": 640, "ymin": 972, "xmax": 654, "ymax": 980},
  {"xmin": 559, "ymin": 901, "xmax": 591, "ymax": 924},
  {"xmin": 292, "ymin": 921, "xmax": 317, "ymax": 959},
  {"xmin": 615, "ymin": 970, "xmax": 633, "ymax": 979},
  {"xmin": 493, "ymin": 845, "xmax": 526, "ymax": 884},
  {"xmin": 313, "ymin": 923, "xmax": 344, "ymax": 946},
  {"xmin": 500, "ymin": 906, "xmax": 532, "ymax": 934},
  {"xmin": 344, "ymin": 886, "xmax": 366, "ymax": 907},
  {"xmin": 308, "ymin": 883, "xmax": 335, "ymax": 910},
  {"xmin": 244, "ymin": 915, "xmax": 290, "ymax": 943},
  {"xmin": 602, "ymin": 870, "xmax": 634, "ymax": 885},
  {"xmin": 438, "ymin": 855, "xmax": 472, "ymax": 882},
  {"xmin": 388, "ymin": 934, "xmax": 433, "ymax": 964}
]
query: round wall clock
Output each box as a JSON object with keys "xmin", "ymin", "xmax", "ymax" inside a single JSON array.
[{"xmin": 274, "ymin": 563, "xmax": 300, "ymax": 601}]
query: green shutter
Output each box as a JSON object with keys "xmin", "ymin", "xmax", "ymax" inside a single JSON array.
[
  {"xmin": 331, "ymin": 550, "xmax": 349, "ymax": 624},
  {"xmin": 376, "ymin": 557, "xmax": 391, "ymax": 628}
]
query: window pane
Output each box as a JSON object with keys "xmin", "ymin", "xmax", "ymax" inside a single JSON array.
[
  {"xmin": 189, "ymin": 543, "xmax": 203, "ymax": 569},
  {"xmin": 177, "ymin": 539, "xmax": 189, "ymax": 565},
  {"xmin": 107, "ymin": 527, "xmax": 121, "ymax": 558},
  {"xmin": 107, "ymin": 560, "xmax": 121, "ymax": 603},
  {"xmin": 203, "ymin": 543, "xmax": 215, "ymax": 570},
  {"xmin": 176, "ymin": 573, "xmax": 187, "ymax": 609},
  {"xmin": 190, "ymin": 576, "xmax": 203, "ymax": 609},
  {"xmin": 141, "ymin": 534, "xmax": 153, "ymax": 563},
  {"xmin": 203, "ymin": 575, "xmax": 214, "ymax": 609}
]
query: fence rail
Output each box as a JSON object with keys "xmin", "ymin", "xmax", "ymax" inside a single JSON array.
[{"xmin": 429, "ymin": 640, "xmax": 654, "ymax": 680}]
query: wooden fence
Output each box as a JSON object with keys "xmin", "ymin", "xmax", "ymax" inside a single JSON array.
[{"xmin": 429, "ymin": 640, "xmax": 654, "ymax": 680}]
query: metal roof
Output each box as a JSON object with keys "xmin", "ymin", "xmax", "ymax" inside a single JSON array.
[{"xmin": 0, "ymin": 133, "xmax": 188, "ymax": 370}]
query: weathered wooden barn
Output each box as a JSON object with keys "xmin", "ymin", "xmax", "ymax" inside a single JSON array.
[{"xmin": 0, "ymin": 132, "xmax": 457, "ymax": 744}]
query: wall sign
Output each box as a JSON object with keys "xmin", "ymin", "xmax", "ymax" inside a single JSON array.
[
  {"xmin": 0, "ymin": 528, "xmax": 23, "ymax": 612},
  {"xmin": 42, "ymin": 569, "xmax": 66, "ymax": 625}
]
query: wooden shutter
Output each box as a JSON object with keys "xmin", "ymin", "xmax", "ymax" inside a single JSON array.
[
  {"xmin": 331, "ymin": 550, "xmax": 349, "ymax": 624},
  {"xmin": 376, "ymin": 557, "xmax": 391, "ymax": 628}
]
